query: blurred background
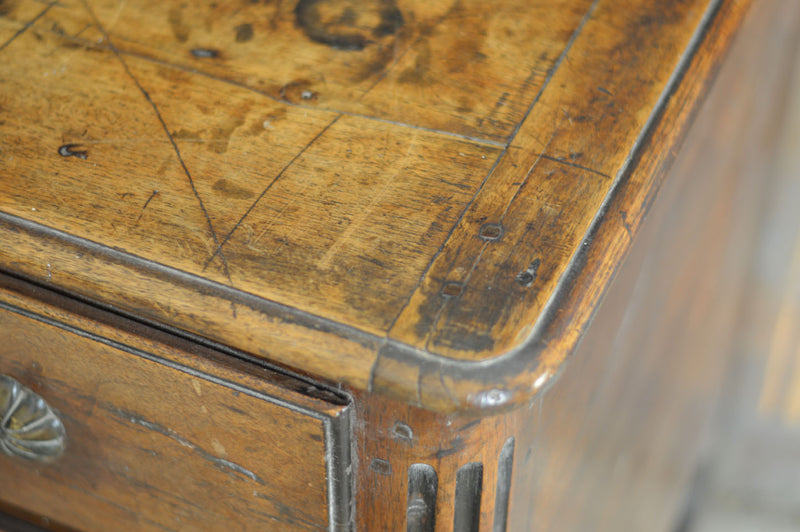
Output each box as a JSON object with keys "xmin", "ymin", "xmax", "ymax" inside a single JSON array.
[{"xmin": 683, "ymin": 3, "xmax": 800, "ymax": 530}]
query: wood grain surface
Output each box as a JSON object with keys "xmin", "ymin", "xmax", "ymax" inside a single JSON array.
[
  {"xmin": 347, "ymin": 1, "xmax": 798, "ymax": 527},
  {"xmin": 508, "ymin": 0, "xmax": 800, "ymax": 529},
  {"xmin": 351, "ymin": 389, "xmax": 519, "ymax": 531},
  {"xmin": 0, "ymin": 273, "xmax": 352, "ymax": 532},
  {"xmin": 0, "ymin": 0, "xmax": 756, "ymax": 411}
]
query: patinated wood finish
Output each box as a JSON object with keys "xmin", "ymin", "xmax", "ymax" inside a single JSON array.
[
  {"xmin": 509, "ymin": 3, "xmax": 800, "ymax": 530},
  {"xmin": 0, "ymin": 0, "xmax": 796, "ymax": 530},
  {"xmin": 349, "ymin": 1, "xmax": 800, "ymax": 529},
  {"xmin": 0, "ymin": 0, "xmax": 751, "ymax": 412},
  {"xmin": 0, "ymin": 273, "xmax": 352, "ymax": 532}
]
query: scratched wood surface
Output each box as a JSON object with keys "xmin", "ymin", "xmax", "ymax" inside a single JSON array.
[
  {"xmin": 0, "ymin": 273, "xmax": 351, "ymax": 532},
  {"xmin": 346, "ymin": 1, "xmax": 795, "ymax": 527},
  {"xmin": 506, "ymin": 0, "xmax": 800, "ymax": 529},
  {"xmin": 0, "ymin": 0, "xmax": 745, "ymax": 411}
]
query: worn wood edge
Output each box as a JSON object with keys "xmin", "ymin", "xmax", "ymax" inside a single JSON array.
[
  {"xmin": 0, "ymin": 504, "xmax": 57, "ymax": 532},
  {"xmin": 0, "ymin": 0, "xmax": 753, "ymax": 414},
  {"xmin": 0, "ymin": 212, "xmax": 382, "ymax": 389},
  {"xmin": 369, "ymin": 0, "xmax": 756, "ymax": 413},
  {"xmin": 326, "ymin": 406, "xmax": 356, "ymax": 532},
  {"xmin": 0, "ymin": 271, "xmax": 352, "ymax": 419},
  {"xmin": 0, "ymin": 269, "xmax": 351, "ymax": 410},
  {"xmin": 0, "ymin": 271, "xmax": 356, "ymax": 530}
]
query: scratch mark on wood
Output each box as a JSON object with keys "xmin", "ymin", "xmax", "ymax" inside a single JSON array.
[
  {"xmin": 438, "ymin": 367, "xmax": 460, "ymax": 406},
  {"xmin": 434, "ymin": 435, "xmax": 465, "ymax": 459},
  {"xmin": 136, "ymin": 190, "xmax": 159, "ymax": 222},
  {"xmin": 438, "ymin": 176, "xmax": 473, "ymax": 191},
  {"xmin": 478, "ymin": 92, "xmax": 511, "ymax": 129},
  {"xmin": 250, "ymin": 492, "xmax": 326, "ymax": 531},
  {"xmin": 620, "ymin": 210, "xmax": 633, "ymax": 238},
  {"xmin": 202, "ymin": 115, "xmax": 342, "ymax": 271},
  {"xmin": 457, "ymin": 419, "xmax": 481, "ymax": 433},
  {"xmin": 79, "ymin": 0, "xmax": 233, "ymax": 284},
  {"xmin": 0, "ymin": 1, "xmax": 57, "ymax": 53},
  {"xmin": 115, "ymin": 470, "xmax": 209, "ymax": 513},
  {"xmin": 539, "ymin": 153, "xmax": 610, "ymax": 178},
  {"xmin": 317, "ymin": 129, "xmax": 418, "ymax": 270},
  {"xmin": 72, "ymin": 22, "xmax": 93, "ymax": 39},
  {"xmin": 107, "ymin": 406, "xmax": 265, "ymax": 484},
  {"xmin": 561, "ymin": 107, "xmax": 573, "ymax": 125}
]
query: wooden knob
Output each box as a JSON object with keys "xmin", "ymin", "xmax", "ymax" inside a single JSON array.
[{"xmin": 0, "ymin": 375, "xmax": 65, "ymax": 462}]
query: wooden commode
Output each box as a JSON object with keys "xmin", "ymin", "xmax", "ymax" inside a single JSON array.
[{"xmin": 1, "ymin": 0, "xmax": 798, "ymax": 530}]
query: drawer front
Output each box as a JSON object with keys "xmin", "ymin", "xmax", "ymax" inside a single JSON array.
[{"xmin": 0, "ymin": 277, "xmax": 352, "ymax": 531}]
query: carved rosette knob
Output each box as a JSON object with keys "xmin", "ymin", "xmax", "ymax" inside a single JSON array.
[{"xmin": 0, "ymin": 375, "xmax": 65, "ymax": 462}]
